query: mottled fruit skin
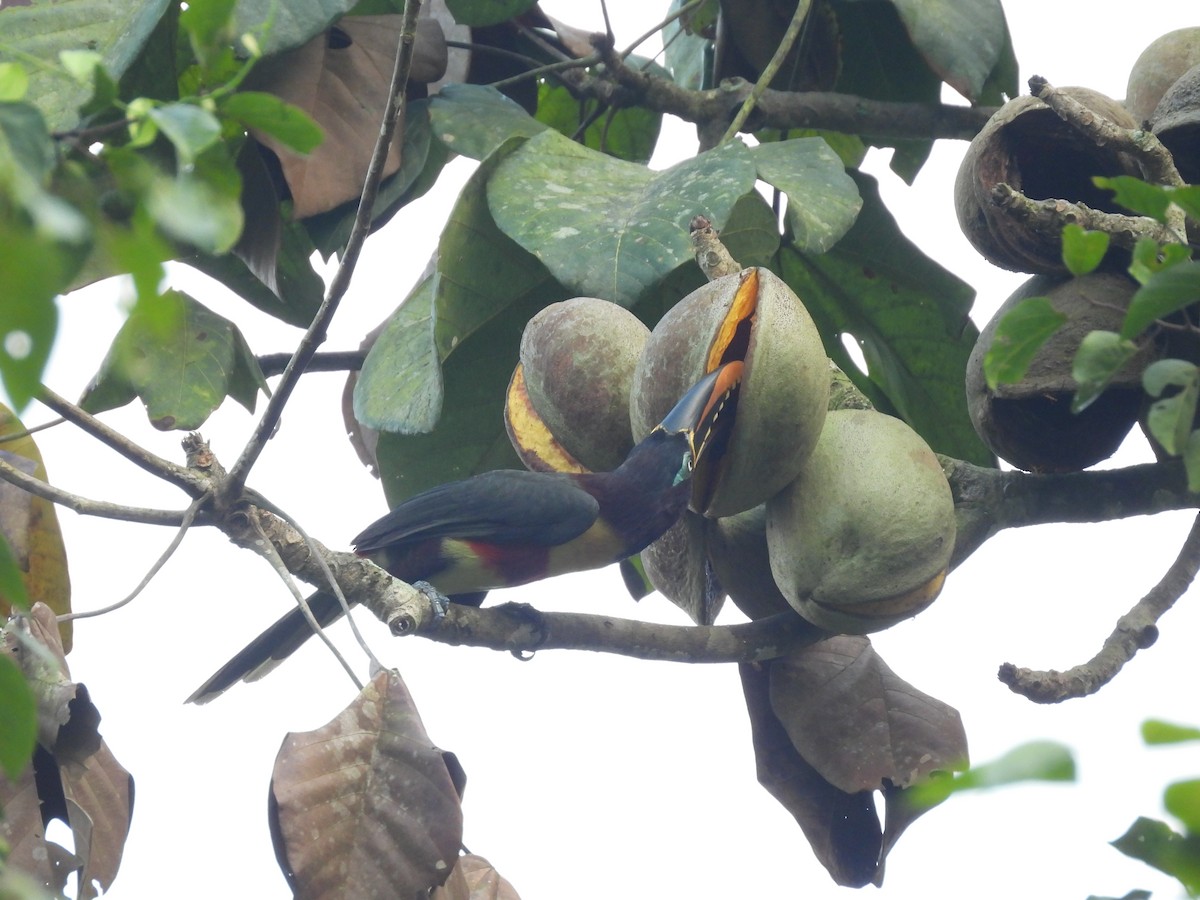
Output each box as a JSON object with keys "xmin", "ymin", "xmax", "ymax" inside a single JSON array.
[
  {"xmin": 965, "ymin": 272, "xmax": 1151, "ymax": 473},
  {"xmin": 1126, "ymin": 28, "xmax": 1200, "ymax": 125},
  {"xmin": 765, "ymin": 410, "xmax": 955, "ymax": 633},
  {"xmin": 520, "ymin": 298, "xmax": 649, "ymax": 472},
  {"xmin": 630, "ymin": 268, "xmax": 829, "ymax": 518},
  {"xmin": 1151, "ymin": 62, "xmax": 1200, "ymax": 185}
]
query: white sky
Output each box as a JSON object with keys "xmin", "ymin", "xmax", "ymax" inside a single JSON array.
[{"xmin": 14, "ymin": 2, "xmax": 1200, "ymax": 898}]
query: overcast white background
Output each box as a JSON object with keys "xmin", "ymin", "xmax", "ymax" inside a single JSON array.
[{"xmin": 12, "ymin": 2, "xmax": 1200, "ymax": 897}]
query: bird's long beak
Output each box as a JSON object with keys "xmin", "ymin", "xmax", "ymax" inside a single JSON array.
[{"xmin": 654, "ymin": 361, "xmax": 743, "ymax": 467}]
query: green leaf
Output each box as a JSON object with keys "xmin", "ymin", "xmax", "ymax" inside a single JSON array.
[
  {"xmin": 888, "ymin": 0, "xmax": 1008, "ymax": 102},
  {"xmin": 1185, "ymin": 430, "xmax": 1200, "ymax": 493},
  {"xmin": 908, "ymin": 740, "xmax": 1075, "ymax": 809},
  {"xmin": 1111, "ymin": 817, "xmax": 1200, "ymax": 895},
  {"xmin": 0, "ymin": 531, "xmax": 30, "ymax": 612},
  {"xmin": 354, "ymin": 275, "xmax": 442, "ymax": 434},
  {"xmin": 179, "ymin": 0, "xmax": 237, "ymax": 63},
  {"xmin": 1169, "ymin": 185, "xmax": 1200, "ymax": 223},
  {"xmin": 749, "ymin": 137, "xmax": 862, "ymax": 253},
  {"xmin": 488, "ymin": 131, "xmax": 758, "ymax": 307},
  {"xmin": 1143, "ymin": 359, "xmax": 1200, "ymax": 457},
  {"xmin": 0, "ymin": 0, "xmax": 173, "ymax": 132},
  {"xmin": 1128, "ymin": 237, "xmax": 1192, "ymax": 287},
  {"xmin": 0, "ymin": 653, "xmax": 36, "ymax": 780},
  {"xmin": 0, "ymin": 63, "xmax": 29, "ymax": 102},
  {"xmin": 1061, "ymin": 224, "xmax": 1110, "ymax": 276},
  {"xmin": 1143, "ymin": 720, "xmax": 1200, "ymax": 745},
  {"xmin": 662, "ymin": 0, "xmax": 714, "ymax": 91},
  {"xmin": 232, "ymin": 0, "xmax": 360, "ymax": 57},
  {"xmin": 444, "ymin": 0, "xmax": 536, "ymax": 26},
  {"xmin": 1166, "ymin": 779, "xmax": 1200, "ymax": 836},
  {"xmin": 0, "ymin": 228, "xmax": 68, "ymax": 410},
  {"xmin": 1071, "ymin": 330, "xmax": 1139, "ymax": 413},
  {"xmin": 80, "ymin": 290, "xmax": 267, "ymax": 430},
  {"xmin": 221, "ymin": 91, "xmax": 324, "ymax": 155},
  {"xmin": 535, "ymin": 59, "xmax": 664, "ymax": 164},
  {"xmin": 428, "ymin": 84, "xmax": 547, "ymax": 161},
  {"xmin": 1122, "ymin": 261, "xmax": 1200, "ymax": 339},
  {"xmin": 1094, "ymin": 174, "xmax": 1173, "ymax": 222},
  {"xmin": 982, "ymin": 297, "xmax": 1067, "ymax": 389},
  {"xmin": 145, "ymin": 153, "xmax": 243, "ymax": 254},
  {"xmin": 778, "ymin": 171, "xmax": 992, "ymax": 465},
  {"xmin": 148, "ymin": 102, "xmax": 223, "ymax": 164}
]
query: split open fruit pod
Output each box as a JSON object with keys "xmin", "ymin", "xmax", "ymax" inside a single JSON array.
[
  {"xmin": 766, "ymin": 409, "xmax": 955, "ymax": 634},
  {"xmin": 630, "ymin": 267, "xmax": 829, "ymax": 518},
  {"xmin": 505, "ymin": 297, "xmax": 649, "ymax": 474},
  {"xmin": 1125, "ymin": 27, "xmax": 1200, "ymax": 125},
  {"xmin": 955, "ymin": 87, "xmax": 1144, "ymax": 275},
  {"xmin": 1151, "ymin": 62, "xmax": 1200, "ymax": 185},
  {"xmin": 966, "ymin": 272, "xmax": 1154, "ymax": 473}
]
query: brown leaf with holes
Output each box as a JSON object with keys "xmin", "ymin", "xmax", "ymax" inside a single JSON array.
[
  {"xmin": 269, "ymin": 669, "xmax": 464, "ymax": 899},
  {"xmin": 767, "ymin": 635, "xmax": 968, "ymax": 794},
  {"xmin": 432, "ymin": 854, "xmax": 521, "ymax": 900},
  {"xmin": 248, "ymin": 16, "xmax": 447, "ymax": 218},
  {"xmin": 1, "ymin": 604, "xmax": 134, "ymax": 900},
  {"xmin": 0, "ymin": 404, "xmax": 72, "ymax": 650},
  {"xmin": 740, "ymin": 661, "xmax": 883, "ymax": 887}
]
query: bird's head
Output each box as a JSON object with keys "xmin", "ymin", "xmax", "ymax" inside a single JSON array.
[{"xmin": 651, "ymin": 361, "xmax": 743, "ymax": 486}]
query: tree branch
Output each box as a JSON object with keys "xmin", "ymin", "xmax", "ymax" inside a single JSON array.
[
  {"xmin": 946, "ymin": 457, "xmax": 1198, "ymax": 568},
  {"xmin": 256, "ymin": 350, "xmax": 365, "ymax": 378},
  {"xmin": 222, "ymin": 0, "xmax": 424, "ymax": 501},
  {"xmin": 998, "ymin": 511, "xmax": 1200, "ymax": 702},
  {"xmin": 37, "ymin": 387, "xmax": 210, "ymax": 498},
  {"xmin": 581, "ymin": 39, "xmax": 995, "ymax": 147},
  {"xmin": 988, "ymin": 182, "xmax": 1178, "ymax": 250}
]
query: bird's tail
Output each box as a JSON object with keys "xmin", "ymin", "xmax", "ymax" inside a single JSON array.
[{"xmin": 185, "ymin": 591, "xmax": 346, "ymax": 705}]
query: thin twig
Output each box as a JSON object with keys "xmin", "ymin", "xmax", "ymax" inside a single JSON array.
[
  {"xmin": 256, "ymin": 350, "xmax": 365, "ymax": 378},
  {"xmin": 60, "ymin": 494, "xmax": 208, "ymax": 621},
  {"xmin": 248, "ymin": 490, "xmax": 385, "ymax": 675},
  {"xmin": 222, "ymin": 0, "xmax": 424, "ymax": 501},
  {"xmin": 618, "ymin": 0, "xmax": 705, "ymax": 59},
  {"xmin": 244, "ymin": 507, "xmax": 363, "ymax": 692},
  {"xmin": 37, "ymin": 387, "xmax": 209, "ymax": 497},
  {"xmin": 0, "ymin": 417, "xmax": 66, "ymax": 443},
  {"xmin": 488, "ymin": 52, "xmax": 602, "ymax": 91},
  {"xmin": 719, "ymin": 0, "xmax": 811, "ymax": 144},
  {"xmin": 998, "ymin": 511, "xmax": 1200, "ymax": 702},
  {"xmin": 0, "ymin": 455, "xmax": 199, "ymax": 526}
]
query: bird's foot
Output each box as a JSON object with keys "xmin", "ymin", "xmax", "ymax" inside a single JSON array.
[
  {"xmin": 496, "ymin": 601, "xmax": 548, "ymax": 659},
  {"xmin": 414, "ymin": 581, "xmax": 451, "ymax": 623}
]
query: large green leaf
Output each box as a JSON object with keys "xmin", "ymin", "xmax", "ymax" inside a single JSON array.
[
  {"xmin": 535, "ymin": 57, "xmax": 665, "ymax": 164},
  {"xmin": 234, "ymin": 0, "xmax": 360, "ymax": 56},
  {"xmin": 0, "ymin": 0, "xmax": 172, "ymax": 132},
  {"xmin": 829, "ymin": 0, "xmax": 940, "ymax": 181},
  {"xmin": 750, "ymin": 137, "xmax": 861, "ymax": 253},
  {"xmin": 487, "ymin": 131, "xmax": 758, "ymax": 307},
  {"xmin": 81, "ymin": 290, "xmax": 268, "ymax": 430},
  {"xmin": 366, "ymin": 140, "xmax": 570, "ymax": 502},
  {"xmin": 0, "ymin": 653, "xmax": 36, "ymax": 780},
  {"xmin": 887, "ymin": 0, "xmax": 1007, "ymax": 102},
  {"xmin": 428, "ymin": 83, "xmax": 547, "ymax": 162},
  {"xmin": 778, "ymin": 172, "xmax": 991, "ymax": 465},
  {"xmin": 662, "ymin": 0, "xmax": 715, "ymax": 91}
]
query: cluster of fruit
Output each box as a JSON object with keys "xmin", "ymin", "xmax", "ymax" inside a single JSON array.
[
  {"xmin": 959, "ymin": 28, "xmax": 1200, "ymax": 473},
  {"xmin": 504, "ymin": 267, "xmax": 956, "ymax": 634}
]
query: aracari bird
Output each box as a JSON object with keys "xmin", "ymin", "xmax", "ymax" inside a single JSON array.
[{"xmin": 187, "ymin": 363, "xmax": 741, "ymax": 703}]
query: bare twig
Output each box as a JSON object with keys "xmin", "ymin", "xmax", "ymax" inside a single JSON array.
[
  {"xmin": 257, "ymin": 350, "xmax": 365, "ymax": 379},
  {"xmin": 990, "ymin": 183, "xmax": 1179, "ymax": 250},
  {"xmin": 61, "ymin": 494, "xmax": 208, "ymax": 621},
  {"xmin": 1028, "ymin": 75, "xmax": 1187, "ymax": 240},
  {"xmin": 0, "ymin": 417, "xmax": 65, "ymax": 442},
  {"xmin": 719, "ymin": 0, "xmax": 811, "ymax": 144},
  {"xmin": 0, "ymin": 455, "xmax": 200, "ymax": 526},
  {"xmin": 222, "ymin": 0, "xmax": 424, "ymax": 500},
  {"xmin": 618, "ymin": 0, "xmax": 705, "ymax": 59},
  {"xmin": 689, "ymin": 214, "xmax": 742, "ymax": 280},
  {"xmin": 37, "ymin": 387, "xmax": 210, "ymax": 497},
  {"xmin": 998, "ymin": 512, "xmax": 1200, "ymax": 702}
]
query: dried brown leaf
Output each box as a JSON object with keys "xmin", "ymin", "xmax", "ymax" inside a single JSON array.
[
  {"xmin": 269, "ymin": 669, "xmax": 464, "ymax": 899},
  {"xmin": 740, "ymin": 662, "xmax": 882, "ymax": 887},
  {"xmin": 248, "ymin": 17, "xmax": 447, "ymax": 218},
  {"xmin": 1, "ymin": 606, "xmax": 133, "ymax": 899},
  {"xmin": 0, "ymin": 405, "xmax": 72, "ymax": 649},
  {"xmin": 433, "ymin": 854, "xmax": 520, "ymax": 900},
  {"xmin": 768, "ymin": 636, "xmax": 968, "ymax": 794}
]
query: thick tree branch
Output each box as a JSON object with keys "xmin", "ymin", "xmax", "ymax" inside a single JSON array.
[
  {"xmin": 998, "ymin": 511, "xmax": 1200, "ymax": 702},
  {"xmin": 988, "ymin": 183, "xmax": 1178, "ymax": 250},
  {"xmin": 579, "ymin": 38, "xmax": 995, "ymax": 148},
  {"xmin": 946, "ymin": 457, "xmax": 1198, "ymax": 568}
]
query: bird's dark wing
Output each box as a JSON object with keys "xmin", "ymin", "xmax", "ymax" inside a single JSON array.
[{"xmin": 352, "ymin": 469, "xmax": 599, "ymax": 552}]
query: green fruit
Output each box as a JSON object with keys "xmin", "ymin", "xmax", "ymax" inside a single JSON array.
[{"xmin": 766, "ymin": 410, "xmax": 955, "ymax": 633}]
